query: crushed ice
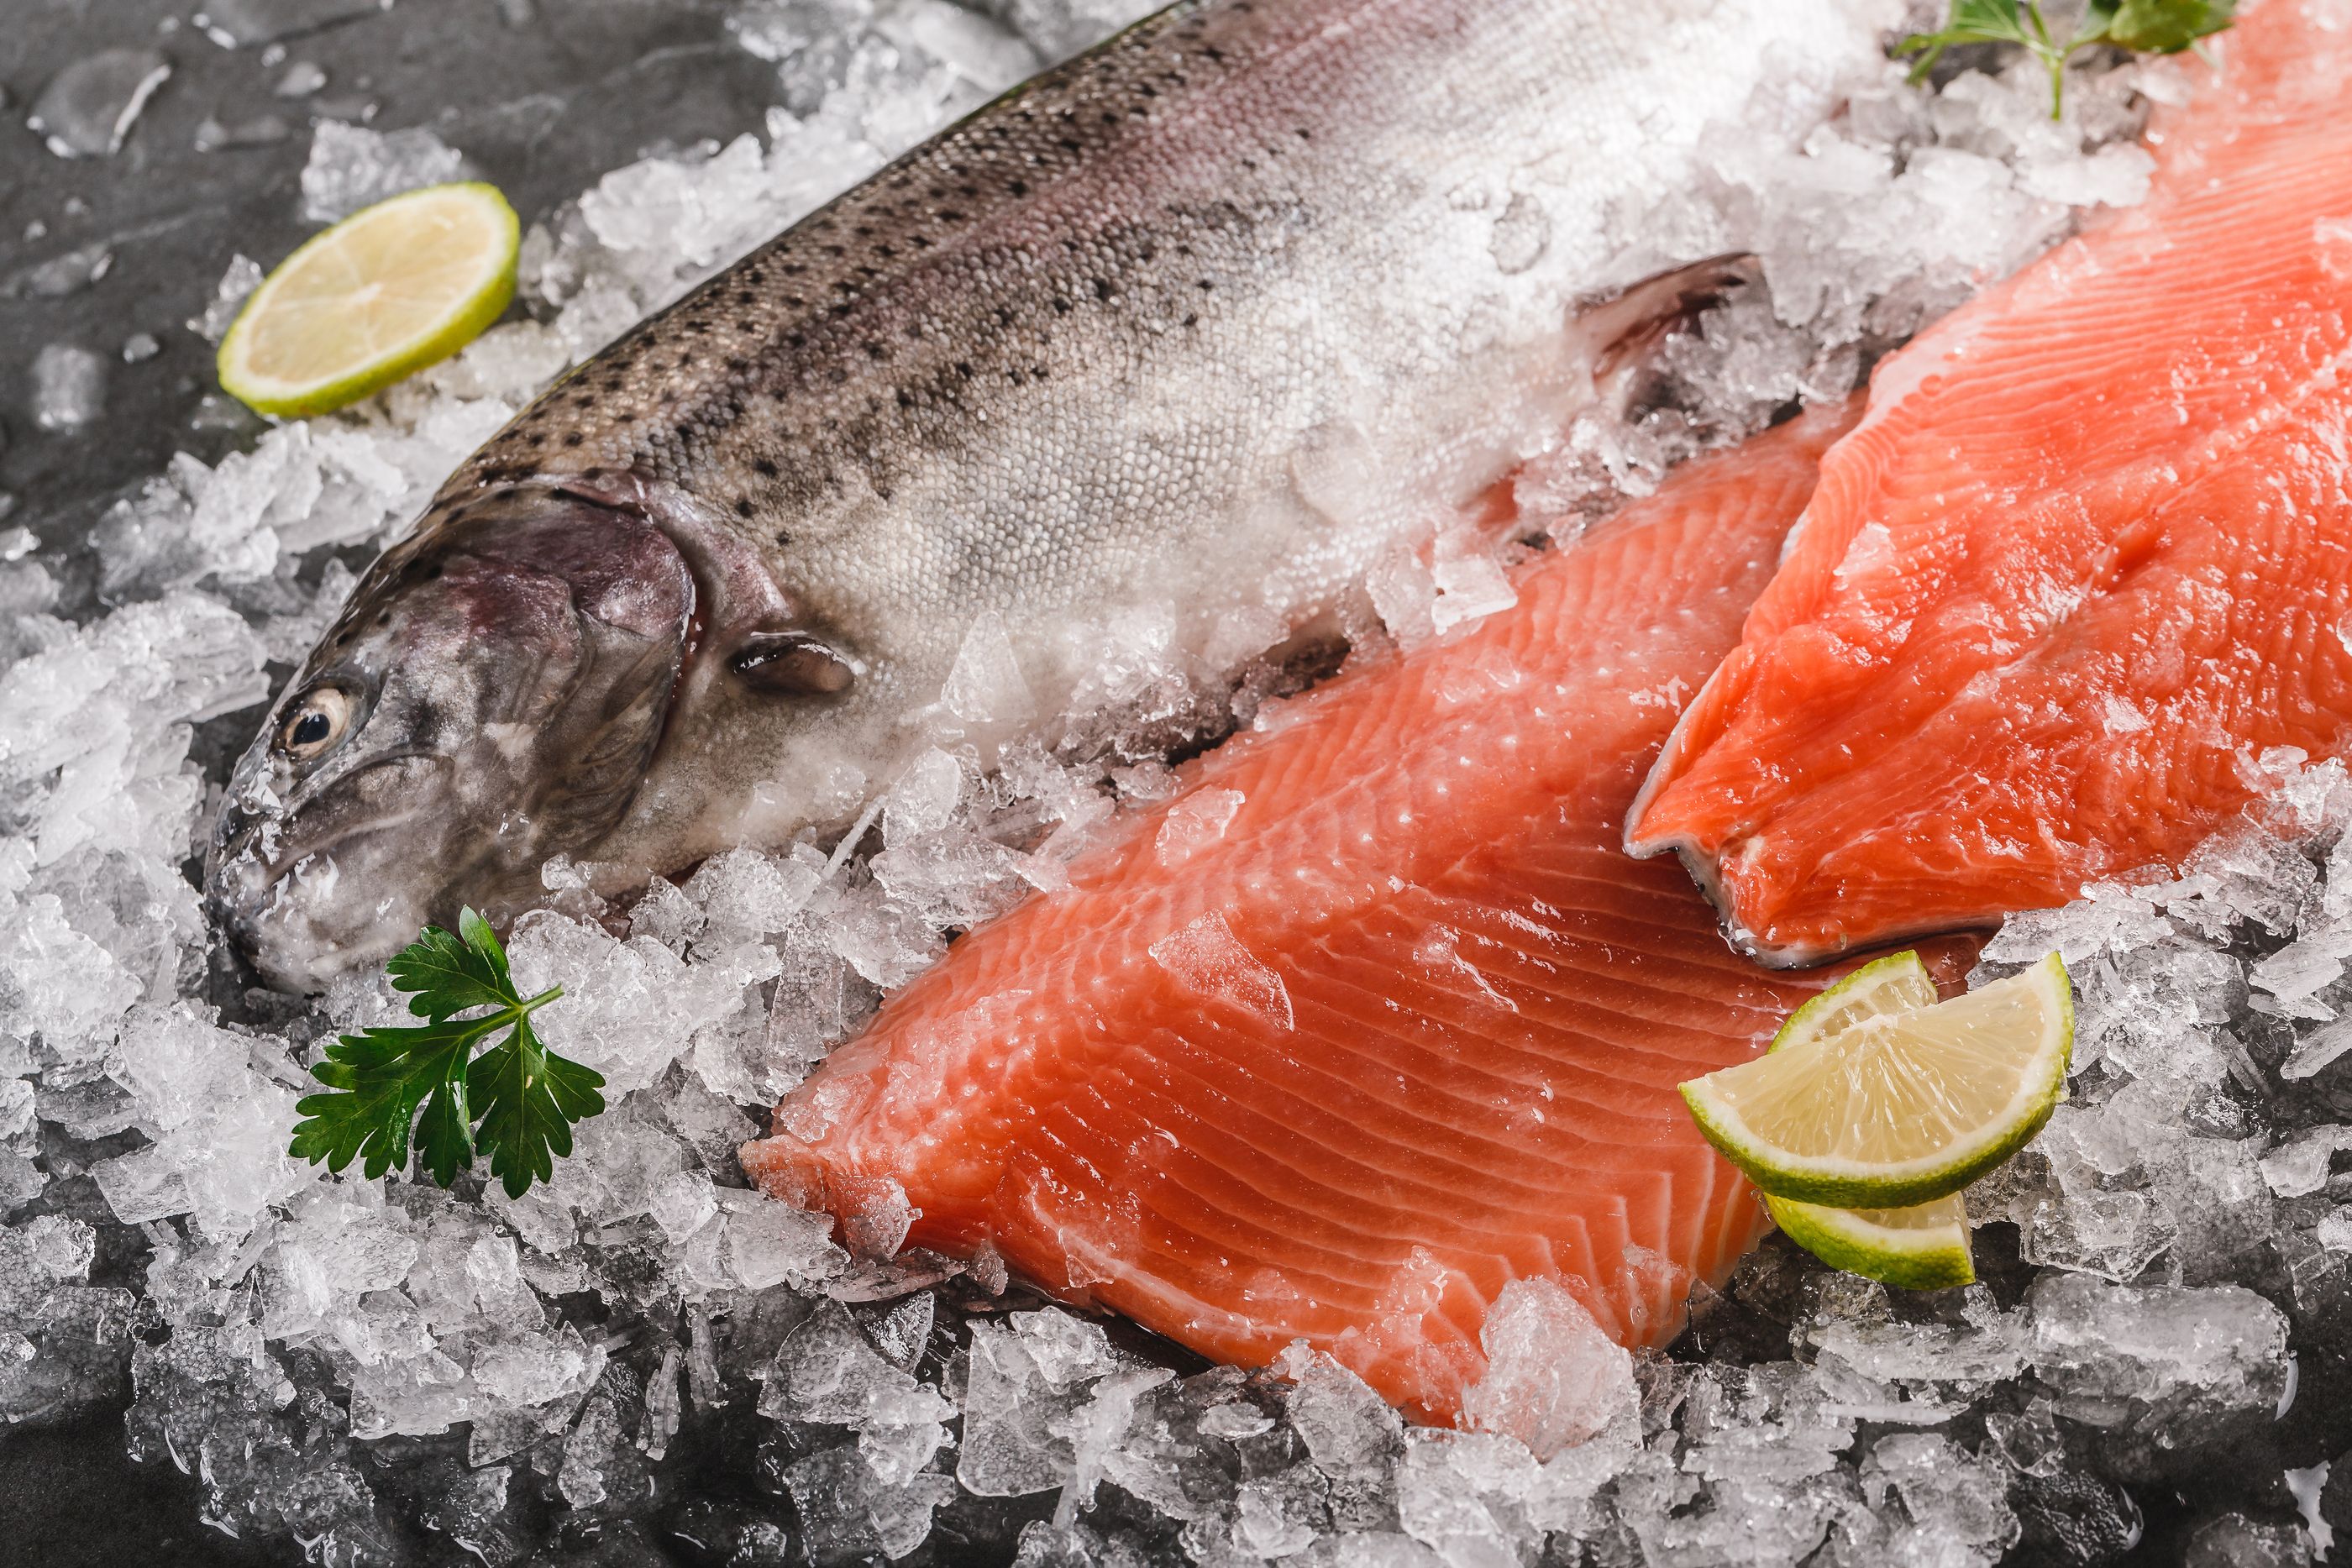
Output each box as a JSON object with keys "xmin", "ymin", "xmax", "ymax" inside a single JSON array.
[{"xmin": 7, "ymin": 5, "xmax": 2331, "ymax": 1565}]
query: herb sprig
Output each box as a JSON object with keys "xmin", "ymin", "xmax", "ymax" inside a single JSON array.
[
  {"xmin": 1896, "ymin": 0, "xmax": 2236, "ymax": 117},
  {"xmin": 289, "ymin": 908, "xmax": 606, "ymax": 1198}
]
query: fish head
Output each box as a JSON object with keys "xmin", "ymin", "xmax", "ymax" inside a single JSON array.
[{"xmin": 207, "ymin": 485, "xmax": 693, "ymax": 991}]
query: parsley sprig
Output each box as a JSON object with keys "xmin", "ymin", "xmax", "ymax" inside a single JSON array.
[
  {"xmin": 290, "ymin": 909, "xmax": 606, "ymax": 1198},
  {"xmin": 1896, "ymin": 0, "xmax": 2236, "ymax": 117}
]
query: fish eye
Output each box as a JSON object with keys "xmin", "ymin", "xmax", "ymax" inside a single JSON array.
[
  {"xmin": 732, "ymin": 632, "xmax": 856, "ymax": 695},
  {"xmin": 276, "ymin": 685, "xmax": 356, "ymax": 763}
]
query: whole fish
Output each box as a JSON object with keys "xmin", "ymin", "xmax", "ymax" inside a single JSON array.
[{"xmin": 208, "ymin": 0, "xmax": 1887, "ymax": 990}]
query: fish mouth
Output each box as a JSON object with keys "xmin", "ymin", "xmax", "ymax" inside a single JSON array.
[{"xmin": 206, "ymin": 753, "xmax": 454, "ymax": 990}]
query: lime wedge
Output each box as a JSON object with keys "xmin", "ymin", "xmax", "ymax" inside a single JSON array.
[
  {"xmin": 1773, "ymin": 948, "xmax": 1940, "ymax": 1048},
  {"xmin": 1751, "ymin": 950, "xmax": 1977, "ymax": 1287},
  {"xmin": 218, "ymin": 181, "xmax": 519, "ymax": 418},
  {"xmin": 1683, "ymin": 952, "xmax": 2071, "ymax": 1208},
  {"xmin": 1765, "ymin": 1192, "xmax": 1975, "ymax": 1290}
]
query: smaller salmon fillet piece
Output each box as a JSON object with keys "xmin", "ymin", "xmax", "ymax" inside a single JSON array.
[
  {"xmin": 746, "ymin": 401, "xmax": 1944, "ymax": 1424},
  {"xmin": 1625, "ymin": 1, "xmax": 2352, "ymax": 964}
]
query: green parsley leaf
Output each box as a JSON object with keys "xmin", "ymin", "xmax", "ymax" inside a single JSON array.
[
  {"xmin": 1893, "ymin": 0, "xmax": 2044, "ymax": 83},
  {"xmin": 1896, "ymin": 0, "xmax": 2234, "ymax": 117},
  {"xmin": 467, "ymin": 1013, "xmax": 606, "ymax": 1199},
  {"xmin": 287, "ymin": 907, "xmax": 602, "ymax": 1196},
  {"xmin": 2097, "ymin": 0, "xmax": 2236, "ymax": 55}
]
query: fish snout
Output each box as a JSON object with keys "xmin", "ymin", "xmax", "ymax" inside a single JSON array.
[
  {"xmin": 206, "ymin": 828, "xmax": 331, "ymax": 994},
  {"xmin": 205, "ymin": 754, "xmax": 457, "ymax": 993}
]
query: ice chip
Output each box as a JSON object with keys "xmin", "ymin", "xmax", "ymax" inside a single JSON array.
[
  {"xmin": 649, "ymin": 1169, "xmax": 718, "ymax": 1243},
  {"xmin": 993, "ymin": 0, "xmax": 1164, "ymax": 60},
  {"xmin": 2183, "ymin": 1513, "xmax": 2316, "ymax": 1568},
  {"xmin": 471, "ymin": 1324, "xmax": 600, "ymax": 1408},
  {"xmin": 1430, "ymin": 553, "xmax": 1517, "ymax": 634},
  {"xmin": 90, "ymin": 1146, "xmax": 191, "ymax": 1227},
  {"xmin": 2314, "ymin": 1207, "xmax": 2352, "ymax": 1253},
  {"xmin": 2284, "ymin": 1015, "xmax": 2352, "ymax": 1079},
  {"xmin": 1459, "ymin": 1277, "xmax": 1637, "ymax": 1460},
  {"xmin": 194, "ymin": 113, "xmax": 293, "ymax": 152},
  {"xmin": 2019, "ymin": 141, "xmax": 2155, "ymax": 208},
  {"xmin": 958, "ymin": 1311, "xmax": 1121, "ymax": 1500},
  {"xmin": 31, "ymin": 345, "xmax": 108, "ymax": 434},
  {"xmin": 192, "ymin": 254, "xmax": 265, "ymax": 343},
  {"xmin": 1851, "ymin": 1433, "xmax": 2021, "ymax": 1563},
  {"xmin": 2026, "ymin": 1274, "xmax": 2290, "ymax": 1432},
  {"xmin": 439, "ymin": 320, "xmax": 573, "ymax": 403},
  {"xmin": 885, "ymin": 0, "xmax": 1043, "ymax": 92},
  {"xmin": 1204, "ymin": 602, "xmax": 1289, "ymax": 674},
  {"xmin": 507, "ymin": 911, "xmax": 762, "ymax": 1094},
  {"xmin": 29, "ymin": 49, "xmax": 172, "ymax": 159},
  {"xmin": 885, "ymin": 748, "xmax": 964, "ymax": 844},
  {"xmin": 1050, "ymin": 1362, "xmax": 1171, "ymax": 1523},
  {"xmin": 723, "ymin": 1192, "xmax": 843, "ymax": 1290},
  {"xmin": 1148, "ymin": 911, "xmax": 1294, "ymax": 1030},
  {"xmin": 2251, "ymin": 926, "xmax": 2352, "ymax": 1017},
  {"xmin": 1156, "ymin": 788, "xmax": 1246, "ymax": 868},
  {"xmin": 685, "ymin": 849, "xmax": 823, "ymax": 957},
  {"xmin": 942, "ymin": 609, "xmax": 1037, "ymax": 723},
  {"xmin": 1368, "ymin": 548, "xmax": 1438, "ymax": 647},
  {"xmin": 13, "ymin": 242, "xmax": 114, "ymax": 300},
  {"xmin": 1234, "ymin": 1466, "xmax": 1326, "ymax": 1557},
  {"xmin": 869, "ymin": 1292, "xmax": 934, "ymax": 1372},
  {"xmin": 1278, "ymin": 1345, "xmax": 1401, "ymax": 1479},
  {"xmin": 2261, "ymin": 1127, "xmax": 2352, "ymax": 1198},
  {"xmin": 301, "ymin": 122, "xmax": 469, "ymax": 223},
  {"xmin": 1016, "ymin": 1308, "xmax": 1116, "ymax": 1390},
  {"xmin": 274, "ymin": 60, "xmax": 328, "ymax": 97},
  {"xmin": 111, "ymin": 1004, "xmax": 251, "ymax": 1134},
  {"xmin": 786, "ymin": 1445, "xmax": 956, "ymax": 1561},
  {"xmin": 0, "ymin": 1078, "xmax": 30, "ymax": 1146},
  {"xmin": 764, "ymin": 1301, "xmax": 952, "ymax": 1486}
]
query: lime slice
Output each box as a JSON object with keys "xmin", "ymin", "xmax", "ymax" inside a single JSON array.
[
  {"xmin": 218, "ymin": 181, "xmax": 519, "ymax": 418},
  {"xmin": 1752, "ymin": 950, "xmax": 1977, "ymax": 1287},
  {"xmin": 1683, "ymin": 952, "xmax": 2071, "ymax": 1208},
  {"xmin": 1765, "ymin": 1191, "xmax": 1975, "ymax": 1290}
]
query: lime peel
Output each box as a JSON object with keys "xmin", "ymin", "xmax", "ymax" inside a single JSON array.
[
  {"xmin": 1765, "ymin": 1191, "xmax": 1976, "ymax": 1291},
  {"xmin": 1683, "ymin": 951, "xmax": 2072, "ymax": 1209},
  {"xmin": 218, "ymin": 181, "xmax": 520, "ymax": 419}
]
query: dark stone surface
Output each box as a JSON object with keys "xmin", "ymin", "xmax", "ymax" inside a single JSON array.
[
  {"xmin": 1, "ymin": 2, "xmax": 784, "ymax": 1558},
  {"xmin": 0, "ymin": 1409, "xmax": 276, "ymax": 1568},
  {"xmin": 3, "ymin": 0, "xmax": 780, "ymax": 562}
]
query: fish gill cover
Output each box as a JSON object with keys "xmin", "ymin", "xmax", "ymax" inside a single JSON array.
[{"xmin": 0, "ymin": 3, "xmax": 2330, "ymax": 1565}]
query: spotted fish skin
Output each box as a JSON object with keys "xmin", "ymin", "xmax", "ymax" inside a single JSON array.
[{"xmin": 211, "ymin": 0, "xmax": 1892, "ymax": 988}]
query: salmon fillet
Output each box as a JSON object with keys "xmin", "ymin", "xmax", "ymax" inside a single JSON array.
[
  {"xmin": 1625, "ymin": 0, "xmax": 2352, "ymax": 964},
  {"xmin": 745, "ymin": 403, "xmax": 1946, "ymax": 1423}
]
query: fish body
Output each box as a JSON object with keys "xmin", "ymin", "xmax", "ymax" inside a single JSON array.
[
  {"xmin": 1625, "ymin": 0, "xmax": 2352, "ymax": 965},
  {"xmin": 745, "ymin": 404, "xmax": 1966, "ymax": 1423},
  {"xmin": 207, "ymin": 0, "xmax": 1888, "ymax": 989}
]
